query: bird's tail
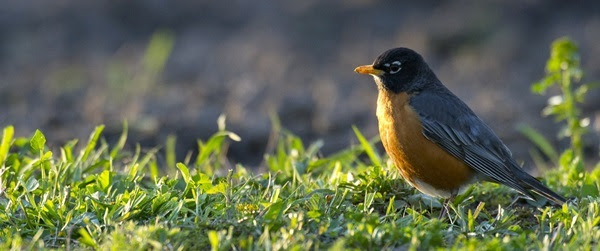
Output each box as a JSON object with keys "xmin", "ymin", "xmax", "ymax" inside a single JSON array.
[{"xmin": 515, "ymin": 168, "xmax": 567, "ymax": 205}]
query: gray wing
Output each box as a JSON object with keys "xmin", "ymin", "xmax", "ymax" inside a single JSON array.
[{"xmin": 410, "ymin": 89, "xmax": 535, "ymax": 197}]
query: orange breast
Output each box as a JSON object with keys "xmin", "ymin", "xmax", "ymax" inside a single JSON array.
[{"xmin": 376, "ymin": 89, "xmax": 475, "ymax": 197}]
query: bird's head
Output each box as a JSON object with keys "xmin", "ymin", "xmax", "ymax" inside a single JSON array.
[{"xmin": 355, "ymin": 47, "xmax": 431, "ymax": 93}]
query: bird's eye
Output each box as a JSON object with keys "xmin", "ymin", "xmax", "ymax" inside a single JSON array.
[{"xmin": 388, "ymin": 61, "xmax": 402, "ymax": 74}]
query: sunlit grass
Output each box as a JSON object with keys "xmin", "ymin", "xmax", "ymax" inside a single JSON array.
[{"xmin": 0, "ymin": 116, "xmax": 598, "ymax": 250}]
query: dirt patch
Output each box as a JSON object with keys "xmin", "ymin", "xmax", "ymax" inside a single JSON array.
[{"xmin": 1, "ymin": 1, "xmax": 599, "ymax": 167}]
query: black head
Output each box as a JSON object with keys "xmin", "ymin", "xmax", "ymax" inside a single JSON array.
[{"xmin": 355, "ymin": 48, "xmax": 435, "ymax": 93}]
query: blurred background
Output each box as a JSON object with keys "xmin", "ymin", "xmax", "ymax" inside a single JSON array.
[{"xmin": 1, "ymin": 0, "xmax": 599, "ymax": 168}]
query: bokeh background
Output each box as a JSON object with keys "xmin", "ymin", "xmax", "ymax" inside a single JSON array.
[{"xmin": 1, "ymin": 1, "xmax": 599, "ymax": 168}]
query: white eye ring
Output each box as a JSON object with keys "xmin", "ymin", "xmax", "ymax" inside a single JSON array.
[{"xmin": 389, "ymin": 61, "xmax": 402, "ymax": 74}]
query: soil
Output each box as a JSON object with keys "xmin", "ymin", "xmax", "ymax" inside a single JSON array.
[{"xmin": 1, "ymin": 1, "xmax": 599, "ymax": 168}]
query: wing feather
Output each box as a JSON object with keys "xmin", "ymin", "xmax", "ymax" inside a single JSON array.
[{"xmin": 410, "ymin": 89, "xmax": 532, "ymax": 196}]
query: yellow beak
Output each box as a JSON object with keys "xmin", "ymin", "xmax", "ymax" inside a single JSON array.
[{"xmin": 354, "ymin": 65, "xmax": 384, "ymax": 76}]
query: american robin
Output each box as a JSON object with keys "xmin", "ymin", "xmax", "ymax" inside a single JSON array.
[{"xmin": 354, "ymin": 48, "xmax": 566, "ymax": 211}]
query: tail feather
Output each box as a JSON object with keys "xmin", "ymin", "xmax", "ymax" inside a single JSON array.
[
  {"xmin": 508, "ymin": 164, "xmax": 566, "ymax": 205},
  {"xmin": 520, "ymin": 175, "xmax": 566, "ymax": 205},
  {"xmin": 502, "ymin": 159, "xmax": 567, "ymax": 205}
]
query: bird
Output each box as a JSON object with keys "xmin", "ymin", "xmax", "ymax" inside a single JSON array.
[{"xmin": 354, "ymin": 48, "xmax": 566, "ymax": 216}]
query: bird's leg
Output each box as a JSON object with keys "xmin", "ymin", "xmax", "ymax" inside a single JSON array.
[
  {"xmin": 439, "ymin": 197, "xmax": 450, "ymax": 220},
  {"xmin": 439, "ymin": 195, "xmax": 456, "ymax": 221}
]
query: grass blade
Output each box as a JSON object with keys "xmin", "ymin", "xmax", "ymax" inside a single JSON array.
[
  {"xmin": 517, "ymin": 124, "xmax": 559, "ymax": 163},
  {"xmin": 352, "ymin": 125, "xmax": 381, "ymax": 167},
  {"xmin": 110, "ymin": 121, "xmax": 128, "ymax": 159},
  {"xmin": 82, "ymin": 125, "xmax": 105, "ymax": 162},
  {"xmin": 0, "ymin": 125, "xmax": 14, "ymax": 165},
  {"xmin": 166, "ymin": 134, "xmax": 177, "ymax": 170}
]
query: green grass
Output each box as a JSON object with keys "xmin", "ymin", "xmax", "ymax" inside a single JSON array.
[
  {"xmin": 1, "ymin": 37, "xmax": 600, "ymax": 250},
  {"xmin": 0, "ymin": 120, "xmax": 599, "ymax": 250}
]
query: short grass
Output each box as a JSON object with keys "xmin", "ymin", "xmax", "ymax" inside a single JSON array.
[{"xmin": 0, "ymin": 120, "xmax": 599, "ymax": 250}]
